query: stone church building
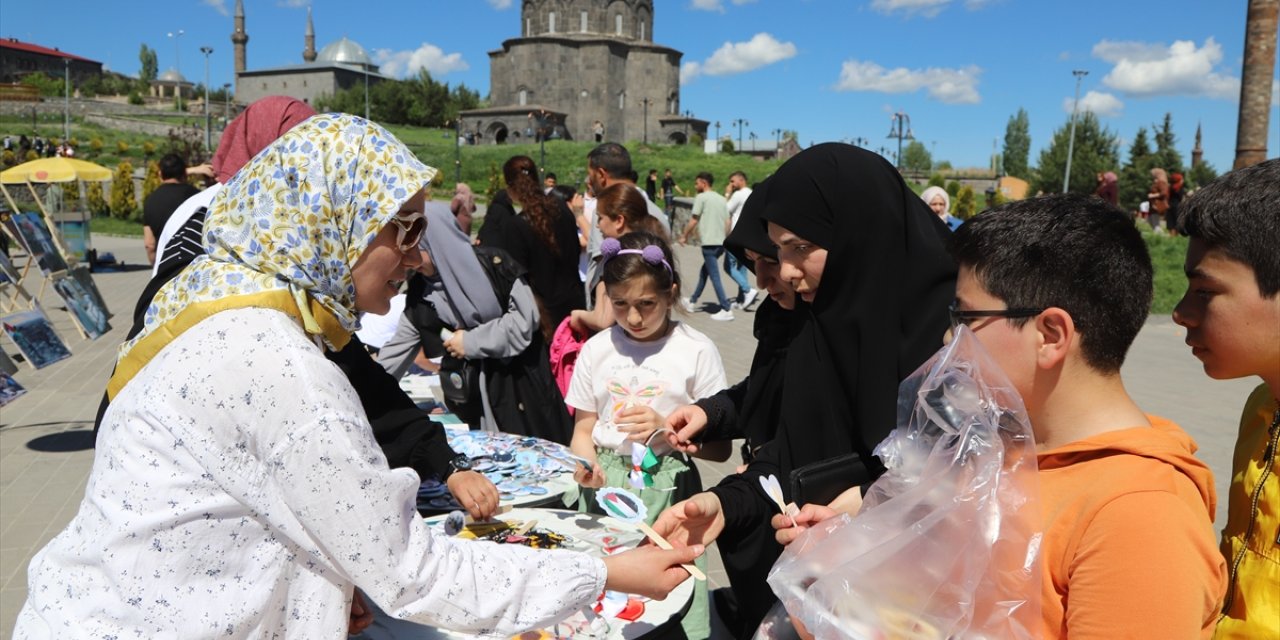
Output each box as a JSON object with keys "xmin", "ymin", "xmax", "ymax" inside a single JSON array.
[{"xmin": 462, "ymin": 0, "xmax": 707, "ymax": 146}]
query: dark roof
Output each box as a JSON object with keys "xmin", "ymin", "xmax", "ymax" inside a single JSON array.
[{"xmin": 0, "ymin": 38, "xmax": 100, "ymax": 64}]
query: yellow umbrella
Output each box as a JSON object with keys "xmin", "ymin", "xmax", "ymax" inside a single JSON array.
[{"xmin": 0, "ymin": 157, "xmax": 113, "ymax": 184}]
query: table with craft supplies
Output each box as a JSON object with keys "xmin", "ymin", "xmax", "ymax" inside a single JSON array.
[
  {"xmin": 355, "ymin": 508, "xmax": 696, "ymax": 640},
  {"xmin": 416, "ymin": 430, "xmax": 580, "ymax": 514}
]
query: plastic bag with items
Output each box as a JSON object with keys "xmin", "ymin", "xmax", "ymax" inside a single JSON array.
[{"xmin": 764, "ymin": 326, "xmax": 1043, "ymax": 640}]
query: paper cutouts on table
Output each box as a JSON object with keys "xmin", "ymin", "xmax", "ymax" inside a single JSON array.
[
  {"xmin": 596, "ymin": 486, "xmax": 707, "ymax": 582},
  {"xmin": 0, "ymin": 371, "xmax": 26, "ymax": 407},
  {"xmin": 1, "ymin": 309, "xmax": 70, "ymax": 369},
  {"xmin": 416, "ymin": 431, "xmax": 580, "ymax": 513}
]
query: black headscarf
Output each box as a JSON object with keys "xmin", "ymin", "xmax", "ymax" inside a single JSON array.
[
  {"xmin": 759, "ymin": 143, "xmax": 956, "ymax": 483},
  {"xmin": 726, "ymin": 179, "xmax": 773, "ymax": 268}
]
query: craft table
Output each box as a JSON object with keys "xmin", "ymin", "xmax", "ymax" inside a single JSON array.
[{"xmin": 356, "ymin": 508, "xmax": 695, "ymax": 640}]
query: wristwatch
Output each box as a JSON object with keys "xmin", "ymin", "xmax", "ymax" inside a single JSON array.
[{"xmin": 444, "ymin": 454, "xmax": 472, "ymax": 480}]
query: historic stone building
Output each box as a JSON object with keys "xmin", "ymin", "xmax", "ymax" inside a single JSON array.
[
  {"xmin": 230, "ymin": 1, "xmax": 387, "ymax": 107},
  {"xmin": 463, "ymin": 0, "xmax": 706, "ymax": 146}
]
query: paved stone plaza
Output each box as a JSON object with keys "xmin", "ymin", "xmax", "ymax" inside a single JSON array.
[{"xmin": 0, "ymin": 233, "xmax": 1258, "ymax": 637}]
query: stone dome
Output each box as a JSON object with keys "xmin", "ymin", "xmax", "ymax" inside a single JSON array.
[
  {"xmin": 158, "ymin": 68, "xmax": 187, "ymax": 83},
  {"xmin": 316, "ymin": 37, "xmax": 372, "ymax": 67}
]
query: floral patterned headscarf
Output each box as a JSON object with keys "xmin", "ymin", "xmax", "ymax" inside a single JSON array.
[{"xmin": 107, "ymin": 114, "xmax": 436, "ymax": 399}]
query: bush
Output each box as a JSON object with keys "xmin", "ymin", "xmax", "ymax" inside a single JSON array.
[
  {"xmin": 116, "ymin": 140, "xmax": 130, "ymax": 155},
  {"xmin": 89, "ymin": 137, "xmax": 104, "ymax": 157},
  {"xmin": 110, "ymin": 161, "xmax": 136, "ymax": 219},
  {"xmin": 690, "ymin": 134, "xmax": 704, "ymax": 147},
  {"xmin": 24, "ymin": 150, "xmax": 38, "ymax": 162},
  {"xmin": 485, "ymin": 162, "xmax": 502, "ymax": 201},
  {"xmin": 955, "ymin": 185, "xmax": 977, "ymax": 219},
  {"xmin": 128, "ymin": 90, "xmax": 144, "ymax": 106},
  {"xmin": 142, "ymin": 141, "xmax": 156, "ymax": 157},
  {"xmin": 86, "ymin": 180, "xmax": 109, "ymax": 216},
  {"xmin": 1, "ymin": 149, "xmax": 16, "ymax": 168},
  {"xmin": 720, "ymin": 139, "xmax": 735, "ymax": 153},
  {"xmin": 928, "ymin": 173, "xmax": 945, "ymax": 188},
  {"xmin": 142, "ymin": 160, "xmax": 161, "ymax": 202},
  {"xmin": 945, "ymin": 180, "xmax": 961, "ymax": 199}
]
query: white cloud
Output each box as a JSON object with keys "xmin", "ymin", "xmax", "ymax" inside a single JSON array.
[
  {"xmin": 690, "ymin": 0, "xmax": 756, "ymax": 13},
  {"xmin": 487, "ymin": 0, "xmax": 514, "ymax": 9},
  {"xmin": 1093, "ymin": 38, "xmax": 1238, "ymax": 99},
  {"xmin": 278, "ymin": 0, "xmax": 308, "ymax": 7},
  {"xmin": 373, "ymin": 44, "xmax": 469, "ymax": 79},
  {"xmin": 1064, "ymin": 90, "xmax": 1124, "ymax": 118},
  {"xmin": 681, "ymin": 33, "xmax": 796, "ymax": 83},
  {"xmin": 872, "ymin": 0, "xmax": 950, "ymax": 17},
  {"xmin": 834, "ymin": 59, "xmax": 982, "ymax": 104},
  {"xmin": 202, "ymin": 0, "xmax": 229, "ymax": 16}
]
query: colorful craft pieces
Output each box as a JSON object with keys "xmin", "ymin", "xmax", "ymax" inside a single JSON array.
[
  {"xmin": 758, "ymin": 474, "xmax": 799, "ymax": 528},
  {"xmin": 597, "ymin": 487, "xmax": 705, "ymax": 582},
  {"xmin": 416, "ymin": 431, "xmax": 579, "ymax": 513}
]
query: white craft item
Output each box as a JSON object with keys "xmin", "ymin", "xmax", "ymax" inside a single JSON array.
[{"xmin": 759, "ymin": 474, "xmax": 799, "ymax": 528}]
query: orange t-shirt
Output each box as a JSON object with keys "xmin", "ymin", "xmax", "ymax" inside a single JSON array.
[{"xmin": 1037, "ymin": 416, "xmax": 1226, "ymax": 638}]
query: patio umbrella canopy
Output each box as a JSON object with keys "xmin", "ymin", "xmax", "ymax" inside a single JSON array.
[{"xmin": 0, "ymin": 158, "xmax": 113, "ymax": 184}]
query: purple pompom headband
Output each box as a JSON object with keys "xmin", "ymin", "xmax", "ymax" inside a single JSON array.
[{"xmin": 600, "ymin": 237, "xmax": 673, "ymax": 276}]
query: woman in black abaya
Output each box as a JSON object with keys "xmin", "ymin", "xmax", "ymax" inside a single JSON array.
[{"xmin": 652, "ymin": 144, "xmax": 956, "ymax": 635}]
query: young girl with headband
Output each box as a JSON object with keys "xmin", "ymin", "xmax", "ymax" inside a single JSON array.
[{"xmin": 564, "ymin": 231, "xmax": 725, "ymax": 638}]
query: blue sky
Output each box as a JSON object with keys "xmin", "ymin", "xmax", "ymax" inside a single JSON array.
[{"xmin": 3, "ymin": 0, "xmax": 1274, "ymax": 171}]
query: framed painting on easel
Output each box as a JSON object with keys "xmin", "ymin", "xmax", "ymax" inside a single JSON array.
[
  {"xmin": 1, "ymin": 309, "xmax": 71, "ymax": 369},
  {"xmin": 52, "ymin": 270, "xmax": 111, "ymax": 339}
]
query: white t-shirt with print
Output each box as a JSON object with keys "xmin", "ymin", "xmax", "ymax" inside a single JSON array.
[{"xmin": 565, "ymin": 322, "xmax": 727, "ymax": 456}]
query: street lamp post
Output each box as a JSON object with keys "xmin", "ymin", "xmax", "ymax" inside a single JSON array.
[
  {"xmin": 731, "ymin": 118, "xmax": 748, "ymax": 153},
  {"xmin": 451, "ymin": 119, "xmax": 462, "ymax": 183},
  {"xmin": 886, "ymin": 112, "xmax": 914, "ymax": 170},
  {"xmin": 200, "ymin": 46, "xmax": 213, "ymax": 153},
  {"xmin": 63, "ymin": 59, "xmax": 70, "ymax": 142},
  {"xmin": 714, "ymin": 121, "xmax": 721, "ymax": 144},
  {"xmin": 1062, "ymin": 69, "xmax": 1089, "ymax": 193},
  {"xmin": 771, "ymin": 128, "xmax": 782, "ymax": 150},
  {"xmin": 223, "ymin": 83, "xmax": 231, "ymax": 125}
]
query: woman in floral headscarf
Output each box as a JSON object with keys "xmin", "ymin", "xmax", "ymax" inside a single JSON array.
[{"xmin": 16, "ymin": 114, "xmax": 700, "ymax": 639}]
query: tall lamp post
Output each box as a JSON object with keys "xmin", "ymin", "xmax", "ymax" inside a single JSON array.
[
  {"xmin": 771, "ymin": 128, "xmax": 782, "ymax": 150},
  {"xmin": 714, "ymin": 121, "xmax": 721, "ymax": 144},
  {"xmin": 222, "ymin": 83, "xmax": 231, "ymax": 125},
  {"xmin": 63, "ymin": 59, "xmax": 70, "ymax": 142},
  {"xmin": 450, "ymin": 119, "xmax": 462, "ymax": 183},
  {"xmin": 1062, "ymin": 69, "xmax": 1089, "ymax": 193},
  {"xmin": 886, "ymin": 111, "xmax": 914, "ymax": 170},
  {"xmin": 731, "ymin": 118, "xmax": 748, "ymax": 152},
  {"xmin": 200, "ymin": 46, "xmax": 213, "ymax": 153}
]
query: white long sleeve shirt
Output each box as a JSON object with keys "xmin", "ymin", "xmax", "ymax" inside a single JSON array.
[{"xmin": 16, "ymin": 308, "xmax": 605, "ymax": 639}]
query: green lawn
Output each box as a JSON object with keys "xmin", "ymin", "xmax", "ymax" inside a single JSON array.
[
  {"xmin": 1142, "ymin": 226, "xmax": 1189, "ymax": 316},
  {"xmin": 89, "ymin": 215, "xmax": 145, "ymax": 237}
]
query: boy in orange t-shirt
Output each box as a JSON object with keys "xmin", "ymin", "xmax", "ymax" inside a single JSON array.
[
  {"xmin": 778, "ymin": 194, "xmax": 1226, "ymax": 638},
  {"xmin": 1171, "ymin": 159, "xmax": 1280, "ymax": 639}
]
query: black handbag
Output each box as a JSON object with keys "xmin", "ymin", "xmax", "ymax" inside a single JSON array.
[
  {"xmin": 438, "ymin": 354, "xmax": 480, "ymax": 405},
  {"xmin": 789, "ymin": 453, "xmax": 874, "ymax": 508}
]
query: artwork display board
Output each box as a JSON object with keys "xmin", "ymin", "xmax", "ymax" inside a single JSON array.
[
  {"xmin": 52, "ymin": 270, "xmax": 111, "ymax": 339},
  {"xmin": 0, "ymin": 371, "xmax": 25, "ymax": 406},
  {"xmin": 5, "ymin": 212, "xmax": 68, "ymax": 275},
  {"xmin": 1, "ymin": 309, "xmax": 71, "ymax": 369}
]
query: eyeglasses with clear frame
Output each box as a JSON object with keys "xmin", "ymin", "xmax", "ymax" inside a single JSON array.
[
  {"xmin": 948, "ymin": 302, "xmax": 1044, "ymax": 331},
  {"xmin": 389, "ymin": 210, "xmax": 426, "ymax": 253}
]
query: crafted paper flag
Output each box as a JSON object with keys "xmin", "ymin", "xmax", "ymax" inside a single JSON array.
[{"xmin": 759, "ymin": 474, "xmax": 799, "ymax": 528}]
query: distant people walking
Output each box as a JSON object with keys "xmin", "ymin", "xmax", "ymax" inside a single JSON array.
[
  {"xmin": 1147, "ymin": 167, "xmax": 1170, "ymax": 232},
  {"xmin": 679, "ymin": 172, "xmax": 735, "ymax": 321},
  {"xmin": 723, "ymin": 171, "xmax": 758, "ymax": 308},
  {"xmin": 592, "ymin": 120, "xmax": 604, "ymax": 143},
  {"xmin": 661, "ymin": 168, "xmax": 683, "ymax": 218},
  {"xmin": 645, "ymin": 169, "xmax": 658, "ymax": 202},
  {"xmin": 1167, "ymin": 172, "xmax": 1185, "ymax": 236},
  {"xmin": 142, "ymin": 153, "xmax": 200, "ymax": 265}
]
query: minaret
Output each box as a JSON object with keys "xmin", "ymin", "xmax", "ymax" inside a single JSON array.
[
  {"xmin": 1191, "ymin": 123, "xmax": 1204, "ymax": 168},
  {"xmin": 231, "ymin": 0, "xmax": 248, "ymax": 75},
  {"xmin": 303, "ymin": 6, "xmax": 317, "ymax": 63}
]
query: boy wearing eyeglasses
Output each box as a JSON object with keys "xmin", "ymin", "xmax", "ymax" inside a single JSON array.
[
  {"xmin": 776, "ymin": 193, "xmax": 1225, "ymax": 639},
  {"xmin": 1171, "ymin": 159, "xmax": 1280, "ymax": 640}
]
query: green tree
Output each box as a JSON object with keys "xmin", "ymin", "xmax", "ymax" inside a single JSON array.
[
  {"xmin": 927, "ymin": 173, "xmax": 945, "ymax": 188},
  {"xmin": 1151, "ymin": 112, "xmax": 1184, "ymax": 175},
  {"xmin": 86, "ymin": 180, "xmax": 109, "ymax": 216},
  {"xmin": 1002, "ymin": 108, "xmax": 1032, "ymax": 180},
  {"xmin": 138, "ymin": 44, "xmax": 158, "ymax": 87},
  {"xmin": 720, "ymin": 139, "xmax": 735, "ymax": 153},
  {"xmin": 1187, "ymin": 161, "xmax": 1219, "ymax": 190},
  {"xmin": 902, "ymin": 140, "xmax": 932, "ymax": 172},
  {"xmin": 19, "ymin": 72, "xmax": 63, "ymax": 97},
  {"xmin": 1032, "ymin": 112, "xmax": 1120, "ymax": 195},
  {"xmin": 142, "ymin": 160, "xmax": 162, "ymax": 202},
  {"xmin": 945, "ymin": 180, "xmax": 961, "ymax": 199},
  {"xmin": 934, "ymin": 159, "xmax": 953, "ymax": 171},
  {"xmin": 1120, "ymin": 127, "xmax": 1155, "ymax": 211},
  {"xmin": 485, "ymin": 162, "xmax": 502, "ymax": 201},
  {"xmin": 955, "ymin": 185, "xmax": 977, "ymax": 219},
  {"xmin": 110, "ymin": 161, "xmax": 137, "ymax": 220}
]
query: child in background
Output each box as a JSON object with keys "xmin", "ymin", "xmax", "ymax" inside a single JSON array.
[
  {"xmin": 777, "ymin": 194, "xmax": 1225, "ymax": 639},
  {"xmin": 1171, "ymin": 158, "xmax": 1280, "ymax": 639},
  {"xmin": 565, "ymin": 231, "xmax": 725, "ymax": 639}
]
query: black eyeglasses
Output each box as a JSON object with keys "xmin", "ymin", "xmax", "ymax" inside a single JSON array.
[{"xmin": 948, "ymin": 302, "xmax": 1044, "ymax": 330}]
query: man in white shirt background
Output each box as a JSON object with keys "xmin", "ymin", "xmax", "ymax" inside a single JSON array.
[{"xmin": 723, "ymin": 171, "xmax": 759, "ymax": 310}]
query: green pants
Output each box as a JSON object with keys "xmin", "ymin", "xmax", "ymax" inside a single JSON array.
[{"xmin": 577, "ymin": 449, "xmax": 710, "ymax": 640}]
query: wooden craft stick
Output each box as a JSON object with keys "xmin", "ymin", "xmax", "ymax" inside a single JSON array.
[
  {"xmin": 513, "ymin": 519, "xmax": 537, "ymax": 536},
  {"xmin": 464, "ymin": 504, "xmax": 512, "ymax": 525},
  {"xmin": 634, "ymin": 520, "xmax": 707, "ymax": 581}
]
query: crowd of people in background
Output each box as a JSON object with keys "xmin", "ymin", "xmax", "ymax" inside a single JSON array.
[{"xmin": 10, "ymin": 96, "xmax": 1278, "ymax": 640}]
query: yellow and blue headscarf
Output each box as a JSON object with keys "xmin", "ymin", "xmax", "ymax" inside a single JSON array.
[{"xmin": 107, "ymin": 114, "xmax": 436, "ymax": 399}]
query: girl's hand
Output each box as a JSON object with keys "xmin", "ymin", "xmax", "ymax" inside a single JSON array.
[
  {"xmin": 443, "ymin": 330, "xmax": 467, "ymax": 358},
  {"xmin": 615, "ymin": 405, "xmax": 663, "ymax": 443},
  {"xmin": 773, "ymin": 503, "xmax": 840, "ymax": 546},
  {"xmin": 574, "ymin": 462, "xmax": 606, "ymax": 489}
]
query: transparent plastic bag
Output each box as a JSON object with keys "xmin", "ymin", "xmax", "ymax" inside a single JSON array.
[{"xmin": 766, "ymin": 327, "xmax": 1043, "ymax": 640}]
